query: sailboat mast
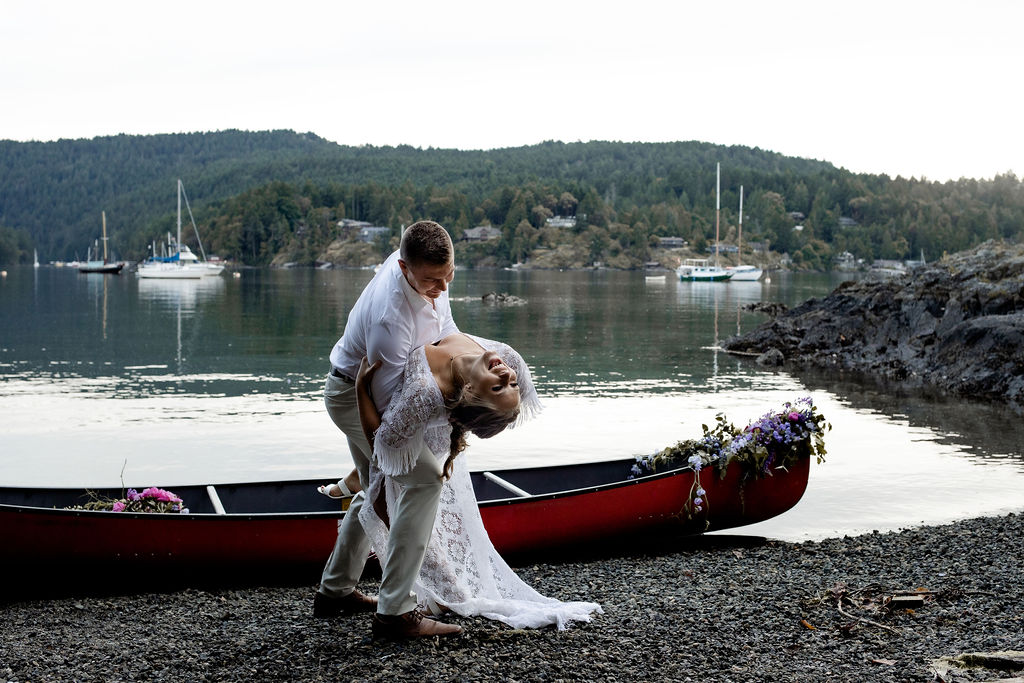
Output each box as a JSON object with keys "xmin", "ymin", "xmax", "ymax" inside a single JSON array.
[
  {"xmin": 738, "ymin": 185, "xmax": 744, "ymax": 260},
  {"xmin": 715, "ymin": 163, "xmax": 721, "ymax": 267},
  {"xmin": 177, "ymin": 179, "xmax": 182, "ymax": 250},
  {"xmin": 101, "ymin": 211, "xmax": 109, "ymax": 263}
]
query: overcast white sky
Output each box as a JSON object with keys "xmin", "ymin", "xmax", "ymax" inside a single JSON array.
[{"xmin": 3, "ymin": 0, "xmax": 1021, "ymax": 182}]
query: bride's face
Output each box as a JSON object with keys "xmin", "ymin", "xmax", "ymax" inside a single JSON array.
[{"xmin": 464, "ymin": 351, "xmax": 520, "ymax": 412}]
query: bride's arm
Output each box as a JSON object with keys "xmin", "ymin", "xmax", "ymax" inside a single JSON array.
[{"xmin": 355, "ymin": 357, "xmax": 383, "ymax": 451}]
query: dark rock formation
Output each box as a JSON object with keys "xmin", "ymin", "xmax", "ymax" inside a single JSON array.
[
  {"xmin": 481, "ymin": 292, "xmax": 527, "ymax": 306},
  {"xmin": 724, "ymin": 241, "xmax": 1024, "ymax": 408},
  {"xmin": 743, "ymin": 301, "xmax": 789, "ymax": 317}
]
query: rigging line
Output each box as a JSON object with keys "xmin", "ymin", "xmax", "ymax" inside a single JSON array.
[{"xmin": 179, "ymin": 183, "xmax": 209, "ymax": 262}]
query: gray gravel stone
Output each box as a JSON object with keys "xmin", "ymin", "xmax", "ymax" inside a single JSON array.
[{"xmin": 2, "ymin": 512, "xmax": 1021, "ymax": 682}]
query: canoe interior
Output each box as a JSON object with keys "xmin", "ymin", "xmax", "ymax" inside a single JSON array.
[{"xmin": 0, "ymin": 458, "xmax": 644, "ymax": 514}]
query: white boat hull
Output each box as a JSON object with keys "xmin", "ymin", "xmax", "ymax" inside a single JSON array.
[
  {"xmin": 677, "ymin": 260, "xmax": 733, "ymax": 281},
  {"xmin": 726, "ymin": 265, "xmax": 763, "ymax": 281},
  {"xmin": 137, "ymin": 263, "xmax": 204, "ymax": 279}
]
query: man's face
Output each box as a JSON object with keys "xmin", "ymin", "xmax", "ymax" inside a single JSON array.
[{"xmin": 399, "ymin": 259, "xmax": 455, "ymax": 299}]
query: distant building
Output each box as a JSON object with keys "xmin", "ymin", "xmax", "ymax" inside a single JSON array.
[
  {"xmin": 658, "ymin": 236, "xmax": 686, "ymax": 249},
  {"xmin": 871, "ymin": 259, "xmax": 906, "ymax": 275},
  {"xmin": 788, "ymin": 211, "xmax": 806, "ymax": 221},
  {"xmin": 545, "ymin": 216, "xmax": 576, "ymax": 229},
  {"xmin": 835, "ymin": 251, "xmax": 859, "ymax": 271},
  {"xmin": 706, "ymin": 243, "xmax": 739, "ymax": 254},
  {"xmin": 462, "ymin": 225, "xmax": 502, "ymax": 242},
  {"xmin": 337, "ymin": 219, "xmax": 374, "ymax": 230},
  {"xmin": 838, "ymin": 217, "xmax": 858, "ymax": 228},
  {"xmin": 357, "ymin": 226, "xmax": 391, "ymax": 243}
]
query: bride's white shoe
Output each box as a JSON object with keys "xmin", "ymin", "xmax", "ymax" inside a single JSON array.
[{"xmin": 316, "ymin": 478, "xmax": 353, "ymax": 500}]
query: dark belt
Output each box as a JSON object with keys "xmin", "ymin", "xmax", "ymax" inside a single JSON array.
[{"xmin": 330, "ymin": 367, "xmax": 355, "ymax": 383}]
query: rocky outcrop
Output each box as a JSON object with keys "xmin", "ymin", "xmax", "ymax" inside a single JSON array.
[
  {"xmin": 481, "ymin": 292, "xmax": 527, "ymax": 306},
  {"xmin": 724, "ymin": 241, "xmax": 1024, "ymax": 408}
]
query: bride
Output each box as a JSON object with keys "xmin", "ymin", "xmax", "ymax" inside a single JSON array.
[{"xmin": 354, "ymin": 331, "xmax": 601, "ymax": 630}]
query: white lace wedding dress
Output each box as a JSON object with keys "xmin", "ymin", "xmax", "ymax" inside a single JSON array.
[{"xmin": 358, "ymin": 335, "xmax": 602, "ymax": 629}]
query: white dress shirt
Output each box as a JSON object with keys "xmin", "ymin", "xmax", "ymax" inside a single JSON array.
[{"xmin": 329, "ymin": 250, "xmax": 458, "ymax": 412}]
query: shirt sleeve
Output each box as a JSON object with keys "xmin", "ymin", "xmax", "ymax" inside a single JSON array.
[{"xmin": 365, "ymin": 310, "xmax": 414, "ymax": 413}]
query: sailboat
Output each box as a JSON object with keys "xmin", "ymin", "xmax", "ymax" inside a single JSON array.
[
  {"xmin": 78, "ymin": 212, "xmax": 125, "ymax": 274},
  {"xmin": 137, "ymin": 180, "xmax": 224, "ymax": 279},
  {"xmin": 677, "ymin": 163, "xmax": 732, "ymax": 282},
  {"xmin": 33, "ymin": 249, "xmax": 39, "ymax": 269},
  {"xmin": 726, "ymin": 185, "xmax": 763, "ymax": 281}
]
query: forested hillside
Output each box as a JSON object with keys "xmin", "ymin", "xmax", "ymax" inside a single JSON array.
[{"xmin": 1, "ymin": 130, "xmax": 1021, "ymax": 268}]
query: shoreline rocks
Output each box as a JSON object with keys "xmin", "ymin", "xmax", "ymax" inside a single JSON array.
[{"xmin": 724, "ymin": 241, "xmax": 1024, "ymax": 410}]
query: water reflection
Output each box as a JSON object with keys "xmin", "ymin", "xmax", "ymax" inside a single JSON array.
[
  {"xmin": 137, "ymin": 275, "xmax": 226, "ymax": 311},
  {"xmin": 2, "ymin": 266, "xmax": 1022, "ymax": 542},
  {"xmin": 795, "ymin": 367, "xmax": 1024, "ymax": 463}
]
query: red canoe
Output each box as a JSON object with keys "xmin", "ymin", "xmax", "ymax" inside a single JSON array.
[{"xmin": 0, "ymin": 455, "xmax": 809, "ymax": 596}]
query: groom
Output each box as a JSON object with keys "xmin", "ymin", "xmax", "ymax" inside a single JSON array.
[{"xmin": 314, "ymin": 220, "xmax": 462, "ymax": 639}]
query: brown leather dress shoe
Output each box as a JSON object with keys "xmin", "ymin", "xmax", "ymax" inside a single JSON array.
[
  {"xmin": 371, "ymin": 609, "xmax": 463, "ymax": 639},
  {"xmin": 313, "ymin": 589, "xmax": 378, "ymax": 618}
]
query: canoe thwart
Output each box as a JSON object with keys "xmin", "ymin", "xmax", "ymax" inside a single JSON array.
[
  {"xmin": 206, "ymin": 485, "xmax": 226, "ymax": 515},
  {"xmin": 482, "ymin": 471, "xmax": 531, "ymax": 498}
]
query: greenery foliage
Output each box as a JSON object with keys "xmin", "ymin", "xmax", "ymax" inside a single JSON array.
[
  {"xmin": 1, "ymin": 130, "xmax": 1022, "ymax": 267},
  {"xmin": 632, "ymin": 397, "xmax": 830, "ymax": 479}
]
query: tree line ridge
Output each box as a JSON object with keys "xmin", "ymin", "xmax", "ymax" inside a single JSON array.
[{"xmin": 1, "ymin": 130, "xmax": 1020, "ymax": 268}]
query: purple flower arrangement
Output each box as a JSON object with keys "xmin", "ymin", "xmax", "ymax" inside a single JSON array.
[
  {"xmin": 628, "ymin": 397, "xmax": 830, "ymax": 521},
  {"xmin": 68, "ymin": 486, "xmax": 189, "ymax": 514}
]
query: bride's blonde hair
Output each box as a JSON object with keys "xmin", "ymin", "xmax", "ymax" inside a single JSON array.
[{"xmin": 442, "ymin": 385, "xmax": 521, "ymax": 480}]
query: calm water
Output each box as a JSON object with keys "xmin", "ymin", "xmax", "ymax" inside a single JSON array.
[{"xmin": 2, "ymin": 265, "xmax": 1023, "ymax": 541}]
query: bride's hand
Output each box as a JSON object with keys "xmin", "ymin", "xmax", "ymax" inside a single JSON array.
[{"xmin": 356, "ymin": 356, "xmax": 382, "ymax": 388}]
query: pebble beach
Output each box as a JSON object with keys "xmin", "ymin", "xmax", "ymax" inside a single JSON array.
[{"xmin": 2, "ymin": 512, "xmax": 1022, "ymax": 682}]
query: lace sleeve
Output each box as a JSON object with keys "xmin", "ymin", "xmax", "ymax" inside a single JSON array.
[{"xmin": 373, "ymin": 349, "xmax": 445, "ymax": 476}]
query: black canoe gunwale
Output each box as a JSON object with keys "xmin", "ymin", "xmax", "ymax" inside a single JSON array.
[{"xmin": 0, "ymin": 457, "xmax": 691, "ymax": 517}]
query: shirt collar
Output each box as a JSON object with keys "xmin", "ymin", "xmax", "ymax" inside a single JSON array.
[{"xmin": 397, "ymin": 266, "xmax": 435, "ymax": 311}]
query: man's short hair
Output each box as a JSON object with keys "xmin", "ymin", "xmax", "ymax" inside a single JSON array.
[{"xmin": 400, "ymin": 221, "xmax": 453, "ymax": 266}]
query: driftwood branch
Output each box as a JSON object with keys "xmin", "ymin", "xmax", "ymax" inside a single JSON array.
[
  {"xmin": 836, "ymin": 598, "xmax": 901, "ymax": 635},
  {"xmin": 724, "ymin": 349, "xmax": 761, "ymax": 357}
]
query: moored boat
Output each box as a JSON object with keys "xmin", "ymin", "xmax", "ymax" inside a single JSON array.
[
  {"xmin": 679, "ymin": 163, "xmax": 733, "ymax": 282},
  {"xmin": 137, "ymin": 180, "xmax": 223, "ymax": 279},
  {"xmin": 725, "ymin": 264, "xmax": 763, "ymax": 281},
  {"xmin": 677, "ymin": 258, "xmax": 733, "ymax": 281},
  {"xmin": 726, "ymin": 186, "xmax": 763, "ymax": 281},
  {"xmin": 78, "ymin": 212, "xmax": 125, "ymax": 274}
]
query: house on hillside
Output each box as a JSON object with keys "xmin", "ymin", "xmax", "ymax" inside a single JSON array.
[
  {"xmin": 658, "ymin": 236, "xmax": 686, "ymax": 249},
  {"xmin": 835, "ymin": 251, "xmax": 860, "ymax": 270},
  {"xmin": 707, "ymin": 243, "xmax": 738, "ymax": 255},
  {"xmin": 337, "ymin": 219, "xmax": 374, "ymax": 231},
  {"xmin": 462, "ymin": 225, "xmax": 502, "ymax": 242},
  {"xmin": 545, "ymin": 216, "xmax": 576, "ymax": 229},
  {"xmin": 357, "ymin": 226, "xmax": 391, "ymax": 243}
]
